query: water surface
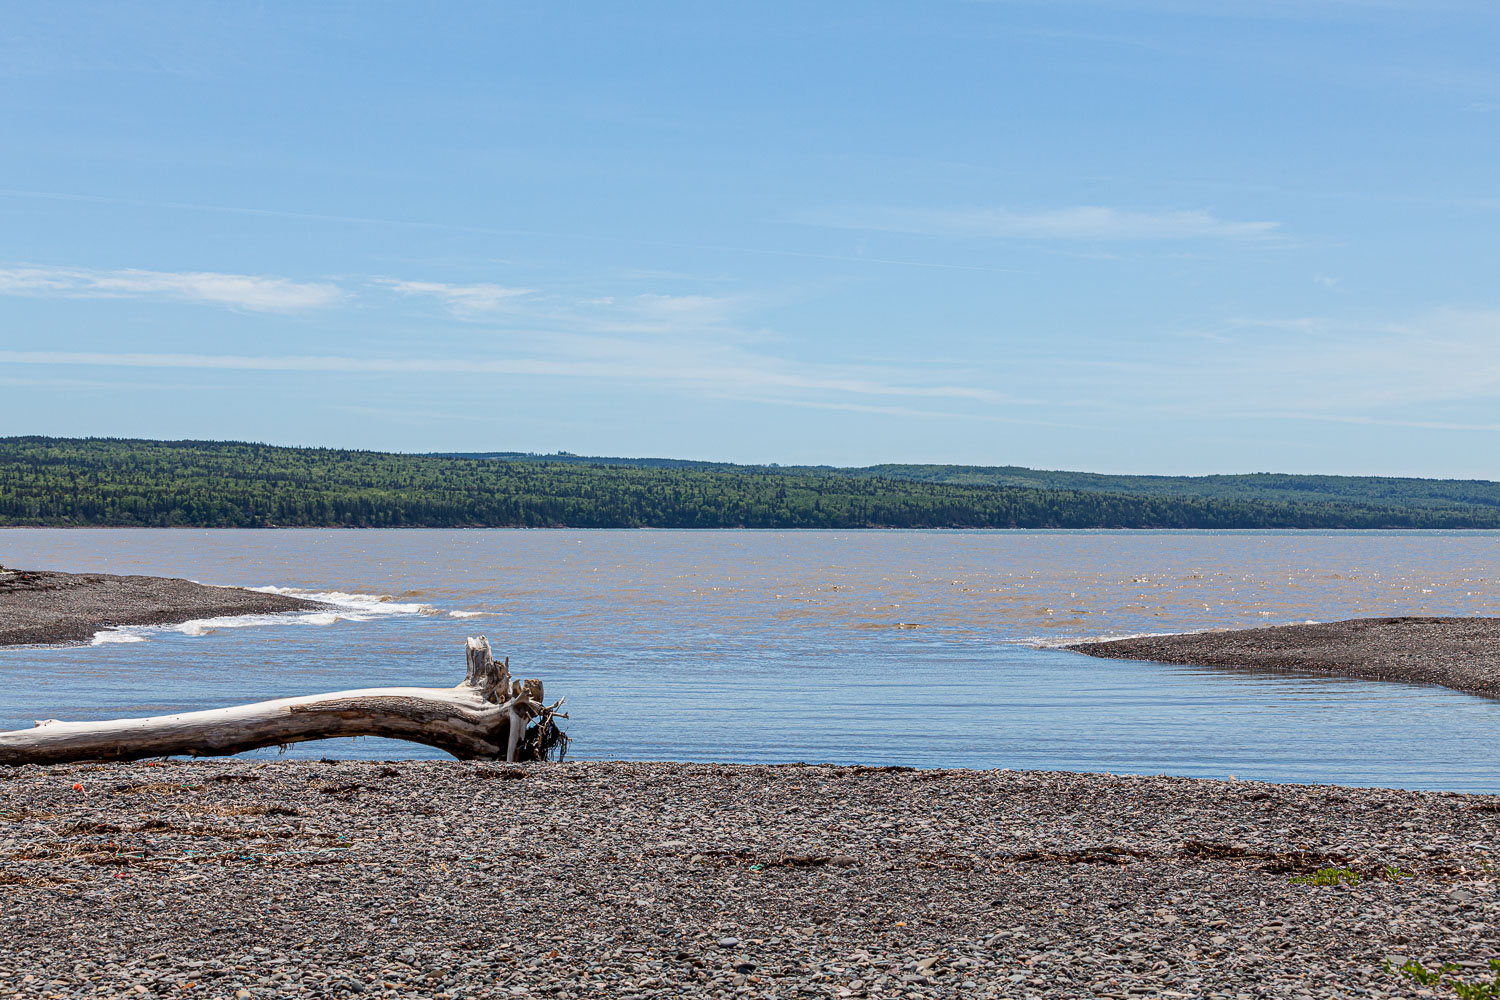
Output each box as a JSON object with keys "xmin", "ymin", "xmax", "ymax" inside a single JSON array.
[{"xmin": 2, "ymin": 529, "xmax": 1497, "ymax": 790}]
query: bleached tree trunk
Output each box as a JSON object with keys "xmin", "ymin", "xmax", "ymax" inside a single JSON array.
[{"xmin": 0, "ymin": 637, "xmax": 566, "ymax": 766}]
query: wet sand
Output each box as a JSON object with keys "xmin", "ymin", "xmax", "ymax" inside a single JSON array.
[
  {"xmin": 0, "ymin": 759, "xmax": 1495, "ymax": 998},
  {"xmin": 0, "ymin": 568, "xmax": 327, "ymax": 647},
  {"xmin": 1070, "ymin": 616, "xmax": 1500, "ymax": 699}
]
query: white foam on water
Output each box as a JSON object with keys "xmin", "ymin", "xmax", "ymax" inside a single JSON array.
[
  {"xmin": 1024, "ymin": 619, "xmax": 1325, "ymax": 650},
  {"xmin": 87, "ymin": 586, "xmax": 435, "ymax": 645},
  {"xmin": 449, "ymin": 610, "xmax": 487, "ymax": 619},
  {"xmin": 1021, "ymin": 628, "xmax": 1223, "ymax": 649},
  {"xmin": 248, "ymin": 586, "xmax": 435, "ymax": 617},
  {"xmin": 90, "ymin": 631, "xmax": 148, "ymax": 645}
]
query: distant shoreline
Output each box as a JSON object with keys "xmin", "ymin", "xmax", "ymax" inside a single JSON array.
[
  {"xmin": 1070, "ymin": 616, "xmax": 1500, "ymax": 699},
  {"xmin": 0, "ymin": 568, "xmax": 329, "ymax": 647},
  {"xmin": 7, "ymin": 437, "xmax": 1500, "ymax": 530}
]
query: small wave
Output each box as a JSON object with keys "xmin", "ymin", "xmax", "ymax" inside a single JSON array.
[
  {"xmin": 90, "ymin": 631, "xmax": 148, "ymax": 645},
  {"xmin": 1023, "ymin": 628, "xmax": 1224, "ymax": 649},
  {"xmin": 449, "ymin": 610, "xmax": 488, "ymax": 619},
  {"xmin": 170, "ymin": 609, "xmax": 351, "ymax": 636},
  {"xmin": 249, "ymin": 586, "xmax": 436, "ymax": 616},
  {"xmin": 1027, "ymin": 619, "xmax": 1325, "ymax": 649},
  {"xmin": 86, "ymin": 585, "xmax": 435, "ymax": 645}
]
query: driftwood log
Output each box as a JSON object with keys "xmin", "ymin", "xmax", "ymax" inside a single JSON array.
[{"xmin": 0, "ymin": 636, "xmax": 567, "ymax": 766}]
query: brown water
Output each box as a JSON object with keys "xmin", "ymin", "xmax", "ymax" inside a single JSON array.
[{"xmin": 2, "ymin": 529, "xmax": 1498, "ymax": 789}]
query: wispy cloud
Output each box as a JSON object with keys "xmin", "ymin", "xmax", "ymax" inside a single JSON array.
[
  {"xmin": 1256, "ymin": 412, "xmax": 1500, "ymax": 432},
  {"xmin": 0, "ymin": 189, "xmax": 1031, "ymax": 275},
  {"xmin": 371, "ymin": 278, "xmax": 533, "ymax": 316},
  {"xmin": 584, "ymin": 294, "xmax": 744, "ymax": 335},
  {"xmin": 0, "ymin": 347, "xmax": 1001, "ymax": 409},
  {"xmin": 800, "ymin": 205, "xmax": 1282, "ymax": 242},
  {"xmin": 716, "ymin": 394, "xmax": 1082, "ymax": 427},
  {"xmin": 1053, "ymin": 307, "xmax": 1500, "ymax": 423},
  {"xmin": 975, "ymin": 0, "xmax": 1488, "ymax": 19},
  {"xmin": 0, "ymin": 264, "xmax": 341, "ymax": 311},
  {"xmin": 333, "ymin": 403, "xmax": 493, "ymax": 423}
]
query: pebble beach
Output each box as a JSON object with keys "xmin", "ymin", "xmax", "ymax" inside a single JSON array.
[
  {"xmin": 1071, "ymin": 617, "xmax": 1500, "ymax": 699},
  {"xmin": 0, "ymin": 568, "xmax": 326, "ymax": 648},
  {"xmin": 2, "ymin": 759, "xmax": 1496, "ymax": 998}
]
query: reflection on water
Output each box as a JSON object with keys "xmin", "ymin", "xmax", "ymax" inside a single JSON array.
[{"xmin": 1, "ymin": 529, "xmax": 1498, "ymax": 790}]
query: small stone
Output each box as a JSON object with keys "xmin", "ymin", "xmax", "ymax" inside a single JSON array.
[
  {"xmin": 718, "ymin": 937, "xmax": 740, "ymax": 948},
  {"xmin": 831, "ymin": 855, "xmax": 859, "ymax": 867}
]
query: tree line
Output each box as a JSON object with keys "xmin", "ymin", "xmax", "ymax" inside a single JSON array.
[{"xmin": 3, "ymin": 437, "xmax": 1497, "ymax": 530}]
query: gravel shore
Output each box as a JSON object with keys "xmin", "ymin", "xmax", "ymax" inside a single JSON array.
[
  {"xmin": 1070, "ymin": 616, "xmax": 1500, "ymax": 699},
  {"xmin": 0, "ymin": 568, "xmax": 327, "ymax": 646},
  {"xmin": 1, "ymin": 759, "xmax": 1495, "ymax": 998}
]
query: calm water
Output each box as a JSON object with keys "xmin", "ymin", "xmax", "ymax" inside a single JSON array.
[{"xmin": 1, "ymin": 528, "xmax": 1498, "ymax": 790}]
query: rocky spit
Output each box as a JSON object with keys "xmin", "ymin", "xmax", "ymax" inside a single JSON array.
[
  {"xmin": 0, "ymin": 760, "xmax": 1495, "ymax": 998},
  {"xmin": 0, "ymin": 568, "xmax": 327, "ymax": 647},
  {"xmin": 1071, "ymin": 616, "xmax": 1500, "ymax": 700}
]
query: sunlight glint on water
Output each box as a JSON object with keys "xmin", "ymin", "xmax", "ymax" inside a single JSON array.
[{"xmin": 1, "ymin": 528, "xmax": 1497, "ymax": 791}]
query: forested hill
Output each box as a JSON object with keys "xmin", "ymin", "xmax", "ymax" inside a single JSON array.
[
  {"xmin": 453, "ymin": 453, "xmax": 1500, "ymax": 512},
  {"xmin": 841, "ymin": 465, "xmax": 1500, "ymax": 511},
  {"xmin": 3, "ymin": 437, "xmax": 1499, "ymax": 529}
]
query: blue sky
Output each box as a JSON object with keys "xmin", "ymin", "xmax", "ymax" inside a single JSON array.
[{"xmin": 2, "ymin": 1, "xmax": 1499, "ymax": 476}]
